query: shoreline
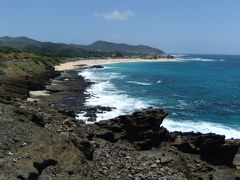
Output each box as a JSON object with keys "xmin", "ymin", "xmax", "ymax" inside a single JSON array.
[
  {"xmin": 0, "ymin": 58, "xmax": 239, "ymax": 179},
  {"xmin": 54, "ymin": 58, "xmax": 240, "ymax": 139},
  {"xmin": 55, "ymin": 57, "xmax": 176, "ymax": 71}
]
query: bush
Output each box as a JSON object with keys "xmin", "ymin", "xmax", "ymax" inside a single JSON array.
[
  {"xmin": 0, "ymin": 46, "xmax": 21, "ymax": 54},
  {"xmin": 0, "ymin": 62, "xmax": 6, "ymax": 75},
  {"xmin": 32, "ymin": 56, "xmax": 61, "ymax": 66}
]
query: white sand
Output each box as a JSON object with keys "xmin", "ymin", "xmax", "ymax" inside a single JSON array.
[{"xmin": 54, "ymin": 58, "xmax": 176, "ymax": 71}]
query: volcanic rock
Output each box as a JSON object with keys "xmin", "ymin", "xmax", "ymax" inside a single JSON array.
[
  {"xmin": 173, "ymin": 132, "xmax": 240, "ymax": 166},
  {"xmin": 95, "ymin": 108, "xmax": 170, "ymax": 150}
]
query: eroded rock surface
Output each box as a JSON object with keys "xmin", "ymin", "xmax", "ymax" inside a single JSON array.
[{"xmin": 94, "ymin": 108, "xmax": 170, "ymax": 149}]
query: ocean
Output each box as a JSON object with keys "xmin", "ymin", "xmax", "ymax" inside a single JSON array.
[{"xmin": 78, "ymin": 55, "xmax": 240, "ymax": 139}]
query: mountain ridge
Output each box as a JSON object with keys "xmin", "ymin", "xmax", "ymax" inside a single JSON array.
[
  {"xmin": 0, "ymin": 36, "xmax": 164, "ymax": 55},
  {"xmin": 80, "ymin": 40, "xmax": 164, "ymax": 54}
]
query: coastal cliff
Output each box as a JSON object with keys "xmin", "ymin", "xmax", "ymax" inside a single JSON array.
[{"xmin": 0, "ymin": 60, "xmax": 239, "ymax": 179}]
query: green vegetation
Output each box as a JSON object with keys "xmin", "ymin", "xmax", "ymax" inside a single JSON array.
[
  {"xmin": 27, "ymin": 48, "xmax": 115, "ymax": 58},
  {"xmin": 0, "ymin": 46, "xmax": 36, "ymax": 60},
  {"xmin": 0, "ymin": 36, "xmax": 165, "ymax": 59},
  {"xmin": 0, "ymin": 36, "xmax": 41, "ymax": 50},
  {"xmin": 0, "ymin": 36, "xmax": 169, "ymax": 77},
  {"xmin": 0, "ymin": 46, "xmax": 62, "ymax": 78},
  {"xmin": 114, "ymin": 52, "xmax": 124, "ymax": 58},
  {"xmin": 82, "ymin": 40, "xmax": 164, "ymax": 55},
  {"xmin": 0, "ymin": 46, "xmax": 21, "ymax": 54},
  {"xmin": 2, "ymin": 56, "xmax": 61, "ymax": 81},
  {"xmin": 31, "ymin": 56, "xmax": 61, "ymax": 66},
  {"xmin": 0, "ymin": 62, "xmax": 5, "ymax": 75}
]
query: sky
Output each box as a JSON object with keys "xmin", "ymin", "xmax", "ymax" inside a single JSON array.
[{"xmin": 0, "ymin": 0, "xmax": 240, "ymax": 54}]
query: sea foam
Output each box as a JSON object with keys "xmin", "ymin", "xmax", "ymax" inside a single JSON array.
[
  {"xmin": 78, "ymin": 69, "xmax": 149, "ymax": 122},
  {"xmin": 126, "ymin": 81, "xmax": 152, "ymax": 86},
  {"xmin": 175, "ymin": 57, "xmax": 224, "ymax": 62},
  {"xmin": 162, "ymin": 118, "xmax": 240, "ymax": 139}
]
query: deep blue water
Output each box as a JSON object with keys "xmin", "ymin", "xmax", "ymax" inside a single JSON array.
[{"xmin": 79, "ymin": 55, "xmax": 240, "ymax": 139}]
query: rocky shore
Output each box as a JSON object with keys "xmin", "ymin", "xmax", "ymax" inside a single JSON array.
[{"xmin": 0, "ymin": 63, "xmax": 239, "ymax": 179}]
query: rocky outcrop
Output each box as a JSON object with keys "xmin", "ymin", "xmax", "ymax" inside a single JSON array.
[
  {"xmin": 94, "ymin": 108, "xmax": 239, "ymax": 166},
  {"xmin": 173, "ymin": 132, "xmax": 240, "ymax": 166},
  {"xmin": 70, "ymin": 135, "xmax": 94, "ymax": 160},
  {"xmin": 90, "ymin": 65, "xmax": 104, "ymax": 69},
  {"xmin": 95, "ymin": 108, "xmax": 170, "ymax": 150},
  {"xmin": 0, "ymin": 65, "xmax": 59, "ymax": 100},
  {"xmin": 87, "ymin": 108, "xmax": 239, "ymax": 179}
]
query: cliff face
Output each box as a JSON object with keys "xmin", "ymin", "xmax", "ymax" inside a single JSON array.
[{"xmin": 0, "ymin": 61, "xmax": 239, "ymax": 179}]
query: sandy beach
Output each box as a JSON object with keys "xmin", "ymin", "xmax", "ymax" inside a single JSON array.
[{"xmin": 55, "ymin": 58, "xmax": 175, "ymax": 71}]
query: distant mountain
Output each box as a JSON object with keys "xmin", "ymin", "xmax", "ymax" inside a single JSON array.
[
  {"xmin": 0, "ymin": 36, "xmax": 41, "ymax": 49},
  {"xmin": 80, "ymin": 41, "xmax": 164, "ymax": 55},
  {"xmin": 0, "ymin": 36, "xmax": 164, "ymax": 55},
  {"xmin": 0, "ymin": 36, "xmax": 84, "ymax": 52}
]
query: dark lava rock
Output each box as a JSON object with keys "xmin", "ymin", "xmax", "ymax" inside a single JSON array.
[
  {"xmin": 58, "ymin": 109, "xmax": 76, "ymax": 117},
  {"xmin": 96, "ymin": 131, "xmax": 117, "ymax": 143},
  {"xmin": 31, "ymin": 114, "xmax": 45, "ymax": 127},
  {"xmin": 0, "ymin": 65, "xmax": 59, "ymax": 100},
  {"xmin": 95, "ymin": 108, "xmax": 170, "ymax": 150},
  {"xmin": 94, "ymin": 108, "xmax": 239, "ymax": 165},
  {"xmin": 70, "ymin": 136, "xmax": 94, "ymax": 160},
  {"xmin": 173, "ymin": 132, "xmax": 240, "ymax": 166},
  {"xmin": 90, "ymin": 65, "xmax": 104, "ymax": 69},
  {"xmin": 22, "ymin": 159, "xmax": 59, "ymax": 180}
]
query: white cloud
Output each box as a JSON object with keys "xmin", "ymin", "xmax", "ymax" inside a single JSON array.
[{"xmin": 93, "ymin": 10, "xmax": 135, "ymax": 21}]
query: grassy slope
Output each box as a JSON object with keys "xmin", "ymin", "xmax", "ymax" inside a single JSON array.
[
  {"xmin": 1, "ymin": 56, "xmax": 60, "ymax": 76},
  {"xmin": 0, "ymin": 50, "xmax": 62, "ymax": 101}
]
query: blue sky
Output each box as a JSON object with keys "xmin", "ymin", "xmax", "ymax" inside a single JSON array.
[{"xmin": 0, "ymin": 0, "xmax": 240, "ymax": 54}]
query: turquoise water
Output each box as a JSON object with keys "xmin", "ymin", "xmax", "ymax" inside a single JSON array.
[{"xmin": 79, "ymin": 55, "xmax": 240, "ymax": 139}]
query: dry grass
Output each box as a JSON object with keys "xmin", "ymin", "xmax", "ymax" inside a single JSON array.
[{"xmin": 0, "ymin": 52, "xmax": 35, "ymax": 60}]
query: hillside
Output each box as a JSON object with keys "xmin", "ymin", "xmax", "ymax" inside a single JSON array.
[
  {"xmin": 0, "ymin": 36, "xmax": 41, "ymax": 49},
  {"xmin": 80, "ymin": 40, "xmax": 164, "ymax": 55},
  {"xmin": 0, "ymin": 36, "xmax": 164, "ymax": 56}
]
